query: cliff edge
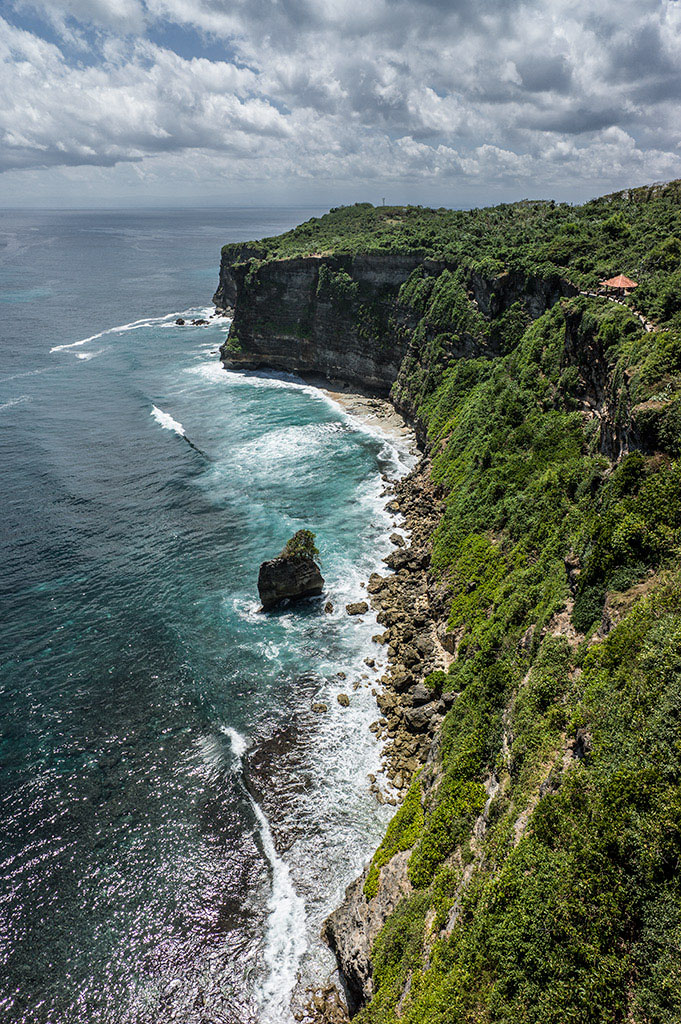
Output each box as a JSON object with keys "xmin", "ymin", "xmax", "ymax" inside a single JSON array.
[{"xmin": 216, "ymin": 183, "xmax": 681, "ymax": 1024}]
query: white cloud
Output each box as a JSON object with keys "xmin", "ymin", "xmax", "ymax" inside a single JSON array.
[{"xmin": 1, "ymin": 0, "xmax": 681, "ymax": 203}]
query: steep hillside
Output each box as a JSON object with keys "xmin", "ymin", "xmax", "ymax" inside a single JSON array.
[{"xmin": 217, "ymin": 181, "xmax": 681, "ymax": 1023}]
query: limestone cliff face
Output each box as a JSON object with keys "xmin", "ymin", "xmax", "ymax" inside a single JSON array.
[
  {"xmin": 217, "ymin": 252, "xmax": 425, "ymax": 394},
  {"xmin": 323, "ymin": 852, "xmax": 412, "ymax": 1013},
  {"xmin": 217, "ymin": 247, "xmax": 578, "ymax": 406}
]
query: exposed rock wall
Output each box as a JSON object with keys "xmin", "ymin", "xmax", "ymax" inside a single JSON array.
[
  {"xmin": 323, "ymin": 851, "xmax": 412, "ymax": 1013},
  {"xmin": 562, "ymin": 304, "xmax": 635, "ymax": 459},
  {"xmin": 257, "ymin": 554, "xmax": 324, "ymax": 610},
  {"xmin": 216, "ymin": 246, "xmax": 578, "ymax": 409},
  {"xmin": 217, "ymin": 252, "xmax": 425, "ymax": 394}
]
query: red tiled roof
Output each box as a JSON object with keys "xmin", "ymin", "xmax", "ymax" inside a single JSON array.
[{"xmin": 600, "ymin": 274, "xmax": 638, "ymax": 289}]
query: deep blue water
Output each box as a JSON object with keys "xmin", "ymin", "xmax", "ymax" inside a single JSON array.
[{"xmin": 0, "ymin": 210, "xmax": 410, "ymax": 1023}]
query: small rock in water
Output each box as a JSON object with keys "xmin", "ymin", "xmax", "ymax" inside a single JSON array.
[
  {"xmin": 312, "ymin": 702, "xmax": 328, "ymax": 714},
  {"xmin": 175, "ymin": 318, "xmax": 185, "ymax": 326},
  {"xmin": 390, "ymin": 532, "xmax": 406, "ymax": 547},
  {"xmin": 336, "ymin": 671, "xmax": 346, "ymax": 680},
  {"xmin": 258, "ymin": 529, "xmax": 324, "ymax": 610},
  {"xmin": 337, "ymin": 693, "xmax": 350, "ymax": 707},
  {"xmin": 364, "ymin": 657, "xmax": 375, "ymax": 667},
  {"xmin": 346, "ymin": 601, "xmax": 369, "ymax": 616},
  {"xmin": 324, "ymin": 601, "xmax": 334, "ymax": 613}
]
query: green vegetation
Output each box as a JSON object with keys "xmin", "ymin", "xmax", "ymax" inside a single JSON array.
[
  {"xmin": 352, "ymin": 187, "xmax": 681, "ymax": 1023},
  {"xmin": 360, "ymin": 582, "xmax": 681, "ymax": 1023},
  {"xmin": 224, "ymin": 332, "xmax": 242, "ymax": 353},
  {"xmin": 364, "ymin": 773, "xmax": 425, "ymax": 899},
  {"xmin": 280, "ymin": 529, "xmax": 319, "ymax": 560},
  {"xmin": 224, "ymin": 180, "xmax": 681, "ymax": 1022},
  {"xmin": 223, "ymin": 180, "xmax": 681, "ymax": 325}
]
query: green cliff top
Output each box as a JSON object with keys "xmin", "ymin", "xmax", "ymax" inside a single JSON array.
[
  {"xmin": 223, "ymin": 178, "xmax": 681, "ymax": 1023},
  {"xmin": 223, "ymin": 178, "xmax": 681, "ymax": 300}
]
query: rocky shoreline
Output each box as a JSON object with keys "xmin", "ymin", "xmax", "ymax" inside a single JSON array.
[
  {"xmin": 214, "ymin": 322, "xmax": 451, "ymax": 1020},
  {"xmin": 367, "ymin": 459, "xmax": 451, "ymax": 795},
  {"xmin": 295, "ymin": 444, "xmax": 455, "ymax": 1022}
]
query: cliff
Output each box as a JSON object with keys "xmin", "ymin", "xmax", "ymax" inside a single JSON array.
[
  {"xmin": 216, "ymin": 251, "xmax": 426, "ymax": 393},
  {"xmin": 216, "ymin": 247, "xmax": 576, "ymax": 400},
  {"xmin": 215, "ymin": 182, "xmax": 681, "ymax": 1024}
]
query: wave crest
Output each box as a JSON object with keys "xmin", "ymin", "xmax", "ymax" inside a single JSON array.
[{"xmin": 151, "ymin": 405, "xmax": 185, "ymax": 436}]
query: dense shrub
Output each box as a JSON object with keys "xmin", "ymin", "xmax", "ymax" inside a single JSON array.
[{"xmin": 280, "ymin": 529, "xmax": 319, "ymax": 560}]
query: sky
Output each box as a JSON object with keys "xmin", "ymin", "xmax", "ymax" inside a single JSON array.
[{"xmin": 1, "ymin": 0, "xmax": 681, "ymax": 208}]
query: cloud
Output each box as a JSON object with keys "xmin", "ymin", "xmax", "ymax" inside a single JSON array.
[{"xmin": 2, "ymin": 0, "xmax": 681, "ymax": 202}]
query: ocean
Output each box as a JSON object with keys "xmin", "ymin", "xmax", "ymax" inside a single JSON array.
[{"xmin": 0, "ymin": 209, "xmax": 412, "ymax": 1023}]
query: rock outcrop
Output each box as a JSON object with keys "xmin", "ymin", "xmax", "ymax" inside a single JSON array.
[
  {"xmin": 258, "ymin": 529, "xmax": 324, "ymax": 610},
  {"xmin": 216, "ymin": 249, "xmax": 577, "ymax": 407},
  {"xmin": 258, "ymin": 555, "xmax": 323, "ymax": 610},
  {"xmin": 323, "ymin": 852, "xmax": 412, "ymax": 1013},
  {"xmin": 216, "ymin": 251, "xmax": 425, "ymax": 393}
]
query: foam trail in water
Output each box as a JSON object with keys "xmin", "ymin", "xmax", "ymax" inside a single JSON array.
[
  {"xmin": 50, "ymin": 307, "xmax": 217, "ymax": 352},
  {"xmin": 0, "ymin": 367, "xmax": 49, "ymax": 383},
  {"xmin": 150, "ymin": 405, "xmax": 185, "ymax": 437},
  {"xmin": 0, "ymin": 395, "xmax": 30, "ymax": 412},
  {"xmin": 223, "ymin": 726, "xmax": 307, "ymax": 1023}
]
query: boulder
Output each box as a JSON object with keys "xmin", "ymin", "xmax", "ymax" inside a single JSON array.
[
  {"xmin": 404, "ymin": 703, "xmax": 437, "ymax": 733},
  {"xmin": 258, "ymin": 530, "xmax": 324, "ymax": 610},
  {"xmin": 367, "ymin": 573, "xmax": 387, "ymax": 594},
  {"xmin": 175, "ymin": 318, "xmax": 185, "ymax": 325},
  {"xmin": 337, "ymin": 693, "xmax": 350, "ymax": 707},
  {"xmin": 346, "ymin": 601, "xmax": 369, "ymax": 616},
  {"xmin": 439, "ymin": 690, "xmax": 458, "ymax": 710},
  {"xmin": 258, "ymin": 555, "xmax": 323, "ymax": 609},
  {"xmin": 410, "ymin": 682, "xmax": 433, "ymax": 706}
]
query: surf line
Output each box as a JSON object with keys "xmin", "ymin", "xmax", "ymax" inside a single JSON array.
[
  {"xmin": 50, "ymin": 307, "xmax": 217, "ymax": 353},
  {"xmin": 223, "ymin": 727, "xmax": 307, "ymax": 1023},
  {"xmin": 150, "ymin": 405, "xmax": 208, "ymax": 458}
]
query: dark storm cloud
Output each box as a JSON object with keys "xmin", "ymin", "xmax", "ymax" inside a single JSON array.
[{"xmin": 516, "ymin": 55, "xmax": 573, "ymax": 94}]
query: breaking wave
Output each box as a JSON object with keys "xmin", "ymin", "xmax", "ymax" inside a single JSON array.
[
  {"xmin": 223, "ymin": 726, "xmax": 307, "ymax": 1024},
  {"xmin": 151, "ymin": 405, "xmax": 186, "ymax": 436}
]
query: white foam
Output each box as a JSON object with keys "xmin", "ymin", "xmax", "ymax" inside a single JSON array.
[
  {"xmin": 220, "ymin": 367, "xmax": 415, "ymax": 477},
  {"xmin": 0, "ymin": 395, "xmax": 30, "ymax": 412},
  {"xmin": 222, "ymin": 725, "xmax": 307, "ymax": 1023},
  {"xmin": 251, "ymin": 799, "xmax": 307, "ymax": 1023},
  {"xmin": 50, "ymin": 306, "xmax": 218, "ymax": 353},
  {"xmin": 150, "ymin": 405, "xmax": 185, "ymax": 436},
  {"xmin": 0, "ymin": 367, "xmax": 48, "ymax": 383},
  {"xmin": 222, "ymin": 725, "xmax": 248, "ymax": 760},
  {"xmin": 75, "ymin": 348, "xmax": 104, "ymax": 361},
  {"xmin": 187, "ymin": 360, "xmax": 230, "ymax": 384}
]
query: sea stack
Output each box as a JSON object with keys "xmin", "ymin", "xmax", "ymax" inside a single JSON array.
[{"xmin": 257, "ymin": 529, "xmax": 324, "ymax": 610}]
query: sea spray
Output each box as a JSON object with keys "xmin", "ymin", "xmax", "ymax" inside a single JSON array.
[
  {"xmin": 151, "ymin": 405, "xmax": 186, "ymax": 437},
  {"xmin": 223, "ymin": 727, "xmax": 307, "ymax": 1023}
]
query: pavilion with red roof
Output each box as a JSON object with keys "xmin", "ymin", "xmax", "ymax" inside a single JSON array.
[{"xmin": 599, "ymin": 274, "xmax": 638, "ymax": 295}]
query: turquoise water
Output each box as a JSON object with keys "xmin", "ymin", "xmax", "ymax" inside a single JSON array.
[{"xmin": 0, "ymin": 210, "xmax": 411, "ymax": 1023}]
